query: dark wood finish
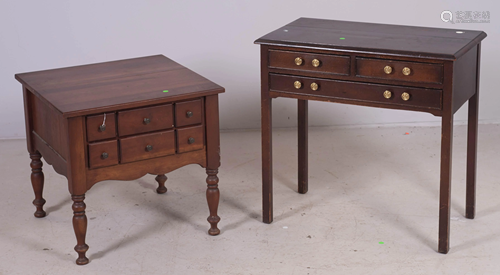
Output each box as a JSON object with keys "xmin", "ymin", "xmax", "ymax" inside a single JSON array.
[
  {"xmin": 118, "ymin": 104, "xmax": 173, "ymax": 136},
  {"xmin": 86, "ymin": 112, "xmax": 117, "ymax": 142},
  {"xmin": 466, "ymin": 43, "xmax": 481, "ymax": 219},
  {"xmin": 120, "ymin": 130, "xmax": 176, "ymax": 163},
  {"xmin": 30, "ymin": 151, "xmax": 46, "ymax": 218},
  {"xmin": 155, "ymin": 174, "xmax": 168, "ymax": 194},
  {"xmin": 16, "ymin": 55, "xmax": 224, "ymax": 264},
  {"xmin": 175, "ymin": 99, "xmax": 203, "ymax": 127},
  {"xmin": 205, "ymin": 95, "xmax": 221, "ymax": 235},
  {"xmin": 270, "ymin": 73, "xmax": 442, "ymax": 110},
  {"xmin": 177, "ymin": 125, "xmax": 204, "ymax": 153},
  {"xmin": 356, "ymin": 58, "xmax": 443, "ymax": 84},
  {"xmin": 88, "ymin": 140, "xmax": 119, "ymax": 169},
  {"xmin": 269, "ymin": 50, "xmax": 350, "ymax": 75},
  {"xmin": 256, "ymin": 18, "xmax": 486, "ymax": 253},
  {"xmin": 298, "ymin": 100, "xmax": 308, "ymax": 194}
]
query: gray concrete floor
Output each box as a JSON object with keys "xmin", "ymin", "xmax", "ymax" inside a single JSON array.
[{"xmin": 1, "ymin": 124, "xmax": 500, "ymax": 275}]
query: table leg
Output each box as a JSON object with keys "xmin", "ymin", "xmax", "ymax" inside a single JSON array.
[
  {"xmin": 72, "ymin": 194, "xmax": 89, "ymax": 265},
  {"xmin": 298, "ymin": 99, "xmax": 308, "ymax": 194},
  {"xmin": 30, "ymin": 151, "xmax": 46, "ymax": 218},
  {"xmin": 206, "ymin": 169, "xmax": 220, "ymax": 235},
  {"xmin": 262, "ymin": 95, "xmax": 273, "ymax": 224},
  {"xmin": 155, "ymin": 174, "xmax": 168, "ymax": 194},
  {"xmin": 438, "ymin": 111, "xmax": 454, "ymax": 254},
  {"xmin": 205, "ymin": 95, "xmax": 221, "ymax": 235}
]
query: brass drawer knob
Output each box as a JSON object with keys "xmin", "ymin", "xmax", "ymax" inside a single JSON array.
[
  {"xmin": 310, "ymin": 82, "xmax": 319, "ymax": 91},
  {"xmin": 145, "ymin": 145, "xmax": 153, "ymax": 152},
  {"xmin": 101, "ymin": 152, "xmax": 108, "ymax": 159},
  {"xmin": 99, "ymin": 125, "xmax": 106, "ymax": 132},
  {"xmin": 402, "ymin": 67, "xmax": 411, "ymax": 76},
  {"xmin": 188, "ymin": 137, "xmax": 195, "ymax": 144},
  {"xmin": 143, "ymin": 117, "xmax": 151, "ymax": 125},
  {"xmin": 186, "ymin": 111, "xmax": 193, "ymax": 118},
  {"xmin": 383, "ymin": 90, "xmax": 392, "ymax": 99},
  {"xmin": 401, "ymin": 92, "xmax": 411, "ymax": 101},
  {"xmin": 384, "ymin": 66, "xmax": 393, "ymax": 74},
  {"xmin": 294, "ymin": 81, "xmax": 302, "ymax": 89},
  {"xmin": 294, "ymin": 57, "xmax": 303, "ymax": 66},
  {"xmin": 312, "ymin": 59, "xmax": 321, "ymax": 67}
]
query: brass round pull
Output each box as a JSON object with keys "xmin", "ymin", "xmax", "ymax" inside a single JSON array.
[
  {"xmin": 312, "ymin": 59, "xmax": 321, "ymax": 67},
  {"xmin": 145, "ymin": 145, "xmax": 153, "ymax": 152},
  {"xmin": 401, "ymin": 92, "xmax": 411, "ymax": 101},
  {"xmin": 186, "ymin": 111, "xmax": 193, "ymax": 118},
  {"xmin": 99, "ymin": 125, "xmax": 106, "ymax": 132},
  {"xmin": 143, "ymin": 118, "xmax": 151, "ymax": 125},
  {"xmin": 402, "ymin": 67, "xmax": 411, "ymax": 76},
  {"xmin": 101, "ymin": 152, "xmax": 108, "ymax": 159},
  {"xmin": 294, "ymin": 57, "xmax": 303, "ymax": 66},
  {"xmin": 384, "ymin": 66, "xmax": 393, "ymax": 74},
  {"xmin": 294, "ymin": 81, "xmax": 302, "ymax": 89},
  {"xmin": 188, "ymin": 137, "xmax": 195, "ymax": 144},
  {"xmin": 310, "ymin": 82, "xmax": 319, "ymax": 91},
  {"xmin": 383, "ymin": 90, "xmax": 392, "ymax": 99}
]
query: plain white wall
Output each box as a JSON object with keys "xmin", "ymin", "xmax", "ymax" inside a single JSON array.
[{"xmin": 0, "ymin": 0, "xmax": 498, "ymax": 138}]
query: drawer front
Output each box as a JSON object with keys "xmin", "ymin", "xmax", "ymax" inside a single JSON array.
[
  {"xmin": 177, "ymin": 125, "xmax": 204, "ymax": 153},
  {"xmin": 175, "ymin": 99, "xmax": 202, "ymax": 127},
  {"xmin": 356, "ymin": 58, "xmax": 443, "ymax": 84},
  {"xmin": 88, "ymin": 140, "xmax": 119, "ymax": 169},
  {"xmin": 86, "ymin": 113, "xmax": 116, "ymax": 142},
  {"xmin": 269, "ymin": 50, "xmax": 350, "ymax": 76},
  {"xmin": 118, "ymin": 104, "xmax": 173, "ymax": 136},
  {"xmin": 120, "ymin": 130, "xmax": 175, "ymax": 163},
  {"xmin": 270, "ymin": 74, "xmax": 442, "ymax": 110}
]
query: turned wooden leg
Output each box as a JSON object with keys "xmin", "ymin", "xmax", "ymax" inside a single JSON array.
[
  {"xmin": 72, "ymin": 194, "xmax": 89, "ymax": 265},
  {"xmin": 206, "ymin": 169, "xmax": 220, "ymax": 236},
  {"xmin": 438, "ymin": 111, "xmax": 454, "ymax": 254},
  {"xmin": 30, "ymin": 151, "xmax": 46, "ymax": 218},
  {"xmin": 298, "ymin": 99, "xmax": 308, "ymax": 194},
  {"xmin": 155, "ymin": 174, "xmax": 168, "ymax": 194}
]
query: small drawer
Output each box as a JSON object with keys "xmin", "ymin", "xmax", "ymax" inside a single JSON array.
[
  {"xmin": 356, "ymin": 58, "xmax": 443, "ymax": 84},
  {"xmin": 269, "ymin": 50, "xmax": 350, "ymax": 75},
  {"xmin": 88, "ymin": 140, "xmax": 119, "ymax": 169},
  {"xmin": 177, "ymin": 125, "xmax": 204, "ymax": 153},
  {"xmin": 86, "ymin": 113, "xmax": 116, "ymax": 142},
  {"xmin": 269, "ymin": 74, "xmax": 442, "ymax": 110},
  {"xmin": 175, "ymin": 99, "xmax": 202, "ymax": 127},
  {"xmin": 118, "ymin": 104, "xmax": 173, "ymax": 136},
  {"xmin": 120, "ymin": 130, "xmax": 175, "ymax": 163}
]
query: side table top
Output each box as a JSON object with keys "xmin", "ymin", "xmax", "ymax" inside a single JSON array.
[
  {"xmin": 255, "ymin": 18, "xmax": 486, "ymax": 60},
  {"xmin": 16, "ymin": 55, "xmax": 224, "ymax": 117}
]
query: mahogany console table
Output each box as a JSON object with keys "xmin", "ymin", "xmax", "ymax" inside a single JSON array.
[
  {"xmin": 256, "ymin": 18, "xmax": 486, "ymax": 253},
  {"xmin": 16, "ymin": 55, "xmax": 224, "ymax": 265}
]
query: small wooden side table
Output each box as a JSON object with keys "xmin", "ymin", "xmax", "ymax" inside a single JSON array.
[
  {"xmin": 16, "ymin": 55, "xmax": 224, "ymax": 265},
  {"xmin": 256, "ymin": 18, "xmax": 486, "ymax": 253}
]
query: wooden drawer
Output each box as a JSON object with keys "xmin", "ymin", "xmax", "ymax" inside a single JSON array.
[
  {"xmin": 88, "ymin": 140, "xmax": 119, "ymax": 169},
  {"xmin": 269, "ymin": 74, "xmax": 442, "ymax": 110},
  {"xmin": 356, "ymin": 58, "xmax": 443, "ymax": 84},
  {"xmin": 177, "ymin": 125, "xmax": 204, "ymax": 153},
  {"xmin": 269, "ymin": 50, "xmax": 350, "ymax": 76},
  {"xmin": 175, "ymin": 99, "xmax": 202, "ymax": 127},
  {"xmin": 118, "ymin": 104, "xmax": 174, "ymax": 136},
  {"xmin": 86, "ymin": 113, "xmax": 116, "ymax": 142},
  {"xmin": 120, "ymin": 130, "xmax": 175, "ymax": 163}
]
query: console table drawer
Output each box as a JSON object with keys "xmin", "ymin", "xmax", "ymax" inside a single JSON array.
[
  {"xmin": 175, "ymin": 99, "xmax": 202, "ymax": 127},
  {"xmin": 120, "ymin": 130, "xmax": 176, "ymax": 163},
  {"xmin": 86, "ymin": 112, "xmax": 116, "ymax": 142},
  {"xmin": 269, "ymin": 74, "xmax": 442, "ymax": 110},
  {"xmin": 177, "ymin": 125, "xmax": 204, "ymax": 153},
  {"xmin": 88, "ymin": 140, "xmax": 119, "ymax": 169},
  {"xmin": 356, "ymin": 58, "xmax": 443, "ymax": 84},
  {"xmin": 269, "ymin": 50, "xmax": 350, "ymax": 75},
  {"xmin": 118, "ymin": 104, "xmax": 174, "ymax": 136}
]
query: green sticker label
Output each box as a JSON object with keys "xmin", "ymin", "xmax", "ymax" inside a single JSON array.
[
  {"xmin": 339, "ymin": 37, "xmax": 346, "ymax": 40},
  {"xmin": 163, "ymin": 90, "xmax": 169, "ymax": 93}
]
